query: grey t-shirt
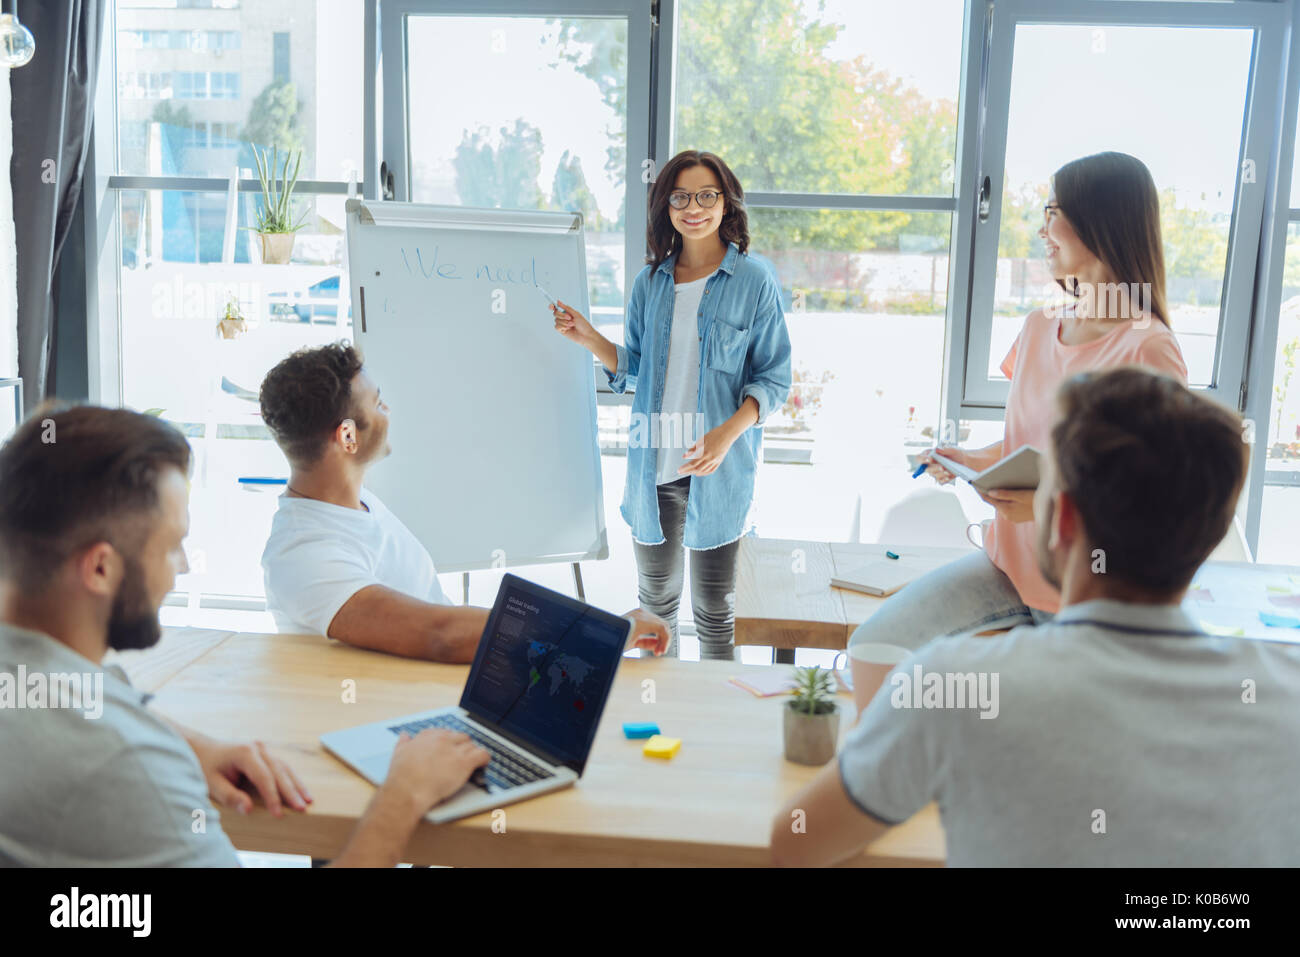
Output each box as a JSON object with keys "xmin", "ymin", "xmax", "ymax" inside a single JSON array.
[
  {"xmin": 839, "ymin": 599, "xmax": 1300, "ymax": 866},
  {"xmin": 0, "ymin": 623, "xmax": 240, "ymax": 866}
]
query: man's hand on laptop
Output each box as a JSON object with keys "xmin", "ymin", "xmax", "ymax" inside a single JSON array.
[
  {"xmin": 329, "ymin": 729, "xmax": 491, "ymax": 867},
  {"xmin": 622, "ymin": 608, "xmax": 671, "ymax": 656},
  {"xmin": 386, "ymin": 729, "xmax": 491, "ymax": 810}
]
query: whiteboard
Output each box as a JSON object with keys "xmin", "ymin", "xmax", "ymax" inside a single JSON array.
[{"xmin": 345, "ymin": 199, "xmax": 607, "ymax": 573}]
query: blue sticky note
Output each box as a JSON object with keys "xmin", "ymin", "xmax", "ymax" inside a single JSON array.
[
  {"xmin": 622, "ymin": 722, "xmax": 660, "ymax": 739},
  {"xmin": 1259, "ymin": 611, "xmax": 1300, "ymax": 629}
]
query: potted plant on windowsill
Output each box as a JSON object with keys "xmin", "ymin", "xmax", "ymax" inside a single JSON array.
[
  {"xmin": 783, "ymin": 666, "xmax": 840, "ymax": 766},
  {"xmin": 250, "ymin": 145, "xmax": 306, "ymax": 264},
  {"xmin": 215, "ymin": 294, "xmax": 248, "ymax": 340}
]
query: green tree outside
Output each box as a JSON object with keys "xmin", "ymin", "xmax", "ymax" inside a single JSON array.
[
  {"xmin": 551, "ymin": 150, "xmax": 603, "ymax": 229},
  {"xmin": 453, "ymin": 119, "xmax": 545, "ymax": 209},
  {"xmin": 242, "ymin": 81, "xmax": 303, "ymax": 156}
]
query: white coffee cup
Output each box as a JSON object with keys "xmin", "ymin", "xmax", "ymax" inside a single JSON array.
[{"xmin": 966, "ymin": 518, "xmax": 993, "ymax": 549}]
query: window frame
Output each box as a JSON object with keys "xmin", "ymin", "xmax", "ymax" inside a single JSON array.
[
  {"xmin": 1243, "ymin": 0, "xmax": 1300, "ymax": 550},
  {"xmin": 88, "ymin": 0, "xmax": 368, "ymax": 407},
  {"xmin": 963, "ymin": 0, "xmax": 1288, "ymax": 416}
]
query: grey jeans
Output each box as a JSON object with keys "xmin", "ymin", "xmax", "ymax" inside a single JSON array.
[
  {"xmin": 848, "ymin": 549, "xmax": 1054, "ymax": 653},
  {"xmin": 633, "ymin": 478, "xmax": 741, "ymax": 661}
]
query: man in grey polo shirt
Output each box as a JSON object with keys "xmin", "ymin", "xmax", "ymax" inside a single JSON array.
[
  {"xmin": 772, "ymin": 367, "xmax": 1300, "ymax": 866},
  {"xmin": 0, "ymin": 406, "xmax": 489, "ymax": 867}
]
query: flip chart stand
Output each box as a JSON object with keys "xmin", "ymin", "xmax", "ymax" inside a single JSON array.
[{"xmin": 460, "ymin": 562, "xmax": 586, "ymax": 605}]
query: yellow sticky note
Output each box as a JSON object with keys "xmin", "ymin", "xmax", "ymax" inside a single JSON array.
[
  {"xmin": 1201, "ymin": 621, "xmax": 1245, "ymax": 638},
  {"xmin": 643, "ymin": 735, "xmax": 681, "ymax": 759}
]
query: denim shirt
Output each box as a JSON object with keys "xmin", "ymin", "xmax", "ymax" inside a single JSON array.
[{"xmin": 606, "ymin": 242, "xmax": 792, "ymax": 549}]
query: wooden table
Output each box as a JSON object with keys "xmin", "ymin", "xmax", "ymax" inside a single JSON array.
[
  {"xmin": 735, "ymin": 539, "xmax": 1300, "ymax": 662},
  {"xmin": 110, "ymin": 627, "xmax": 946, "ymax": 867},
  {"xmin": 735, "ymin": 537, "xmax": 971, "ymax": 654}
]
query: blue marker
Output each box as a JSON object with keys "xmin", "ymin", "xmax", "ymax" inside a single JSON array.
[
  {"xmin": 536, "ymin": 282, "xmax": 562, "ymax": 311},
  {"xmin": 911, "ymin": 460, "xmax": 929, "ymax": 479}
]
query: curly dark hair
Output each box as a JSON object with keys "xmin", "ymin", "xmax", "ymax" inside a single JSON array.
[
  {"xmin": 259, "ymin": 342, "xmax": 365, "ymax": 466},
  {"xmin": 646, "ymin": 150, "xmax": 749, "ymax": 268}
]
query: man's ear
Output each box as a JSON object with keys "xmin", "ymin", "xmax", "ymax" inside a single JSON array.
[
  {"xmin": 76, "ymin": 542, "xmax": 122, "ymax": 599},
  {"xmin": 337, "ymin": 418, "xmax": 359, "ymax": 455},
  {"xmin": 1050, "ymin": 488, "xmax": 1080, "ymax": 552}
]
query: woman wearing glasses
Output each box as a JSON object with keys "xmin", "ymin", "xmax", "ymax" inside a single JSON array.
[
  {"xmin": 848, "ymin": 151, "xmax": 1189, "ymax": 710},
  {"xmin": 553, "ymin": 150, "xmax": 792, "ymax": 660}
]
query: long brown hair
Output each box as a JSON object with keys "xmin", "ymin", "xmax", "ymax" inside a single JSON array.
[
  {"xmin": 646, "ymin": 150, "xmax": 749, "ymax": 267},
  {"xmin": 1052, "ymin": 151, "xmax": 1170, "ymax": 326}
]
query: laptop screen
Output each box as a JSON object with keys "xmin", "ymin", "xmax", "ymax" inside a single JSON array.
[{"xmin": 460, "ymin": 574, "xmax": 630, "ymax": 774}]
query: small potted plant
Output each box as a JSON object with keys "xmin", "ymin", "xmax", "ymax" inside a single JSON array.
[
  {"xmin": 250, "ymin": 145, "xmax": 306, "ymax": 264},
  {"xmin": 216, "ymin": 294, "xmax": 248, "ymax": 339},
  {"xmin": 783, "ymin": 666, "xmax": 840, "ymax": 766}
]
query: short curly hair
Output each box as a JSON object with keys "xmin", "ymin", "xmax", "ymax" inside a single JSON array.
[{"xmin": 259, "ymin": 342, "xmax": 365, "ymax": 466}]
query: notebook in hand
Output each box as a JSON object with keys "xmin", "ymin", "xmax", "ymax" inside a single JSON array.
[
  {"xmin": 830, "ymin": 559, "xmax": 918, "ymax": 597},
  {"xmin": 930, "ymin": 444, "xmax": 1041, "ymax": 492}
]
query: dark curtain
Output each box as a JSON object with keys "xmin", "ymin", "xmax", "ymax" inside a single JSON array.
[{"xmin": 11, "ymin": 0, "xmax": 105, "ymax": 409}]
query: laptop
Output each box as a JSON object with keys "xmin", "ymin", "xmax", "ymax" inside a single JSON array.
[{"xmin": 320, "ymin": 574, "xmax": 632, "ymax": 824}]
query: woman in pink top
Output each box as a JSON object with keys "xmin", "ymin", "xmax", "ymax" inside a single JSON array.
[{"xmin": 849, "ymin": 152, "xmax": 1187, "ymax": 703}]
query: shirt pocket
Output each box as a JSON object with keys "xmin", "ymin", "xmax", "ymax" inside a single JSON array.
[{"xmin": 706, "ymin": 316, "xmax": 750, "ymax": 375}]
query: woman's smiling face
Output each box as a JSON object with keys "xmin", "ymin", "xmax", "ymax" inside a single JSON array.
[
  {"xmin": 668, "ymin": 163, "xmax": 726, "ymax": 241},
  {"xmin": 1039, "ymin": 186, "xmax": 1097, "ymax": 282}
]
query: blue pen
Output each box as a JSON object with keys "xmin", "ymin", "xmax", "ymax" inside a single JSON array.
[
  {"xmin": 536, "ymin": 282, "xmax": 562, "ymax": 312},
  {"xmin": 911, "ymin": 460, "xmax": 929, "ymax": 479}
]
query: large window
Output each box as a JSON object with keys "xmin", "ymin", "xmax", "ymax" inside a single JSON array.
[
  {"xmin": 1257, "ymin": 211, "xmax": 1300, "ymax": 565},
  {"xmin": 964, "ymin": 1, "xmax": 1284, "ymax": 411},
  {"xmin": 668, "ymin": 0, "xmax": 967, "ymax": 544},
  {"xmin": 401, "ymin": 13, "xmax": 634, "ymax": 328},
  {"xmin": 89, "ymin": 0, "xmax": 1300, "ymax": 625},
  {"xmin": 984, "ymin": 23, "xmax": 1254, "ymax": 389},
  {"xmin": 102, "ymin": 0, "xmax": 365, "ymax": 624}
]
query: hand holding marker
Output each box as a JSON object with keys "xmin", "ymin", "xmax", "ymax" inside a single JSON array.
[
  {"xmin": 547, "ymin": 286, "xmax": 625, "ymax": 406},
  {"xmin": 544, "ymin": 282, "xmax": 594, "ymax": 345},
  {"xmin": 913, "ymin": 447, "xmax": 961, "ymax": 485}
]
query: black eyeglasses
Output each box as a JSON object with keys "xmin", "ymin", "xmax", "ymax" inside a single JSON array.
[{"xmin": 668, "ymin": 189, "xmax": 722, "ymax": 210}]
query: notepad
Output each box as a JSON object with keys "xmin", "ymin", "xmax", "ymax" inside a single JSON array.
[
  {"xmin": 730, "ymin": 671, "xmax": 853, "ymax": 697},
  {"xmin": 931, "ymin": 444, "xmax": 1041, "ymax": 492},
  {"xmin": 728, "ymin": 672, "xmax": 797, "ymax": 697},
  {"xmin": 830, "ymin": 559, "xmax": 918, "ymax": 597}
]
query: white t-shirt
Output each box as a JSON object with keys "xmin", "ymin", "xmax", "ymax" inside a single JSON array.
[
  {"xmin": 838, "ymin": 599, "xmax": 1300, "ymax": 866},
  {"xmin": 261, "ymin": 488, "xmax": 449, "ymax": 636},
  {"xmin": 656, "ymin": 274, "xmax": 711, "ymax": 485}
]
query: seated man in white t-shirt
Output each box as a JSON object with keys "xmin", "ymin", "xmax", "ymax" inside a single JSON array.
[
  {"xmin": 772, "ymin": 367, "xmax": 1300, "ymax": 866},
  {"xmin": 259, "ymin": 343, "xmax": 670, "ymax": 663}
]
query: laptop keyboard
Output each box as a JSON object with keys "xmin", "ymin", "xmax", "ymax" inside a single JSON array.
[{"xmin": 388, "ymin": 713, "xmax": 555, "ymax": 792}]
